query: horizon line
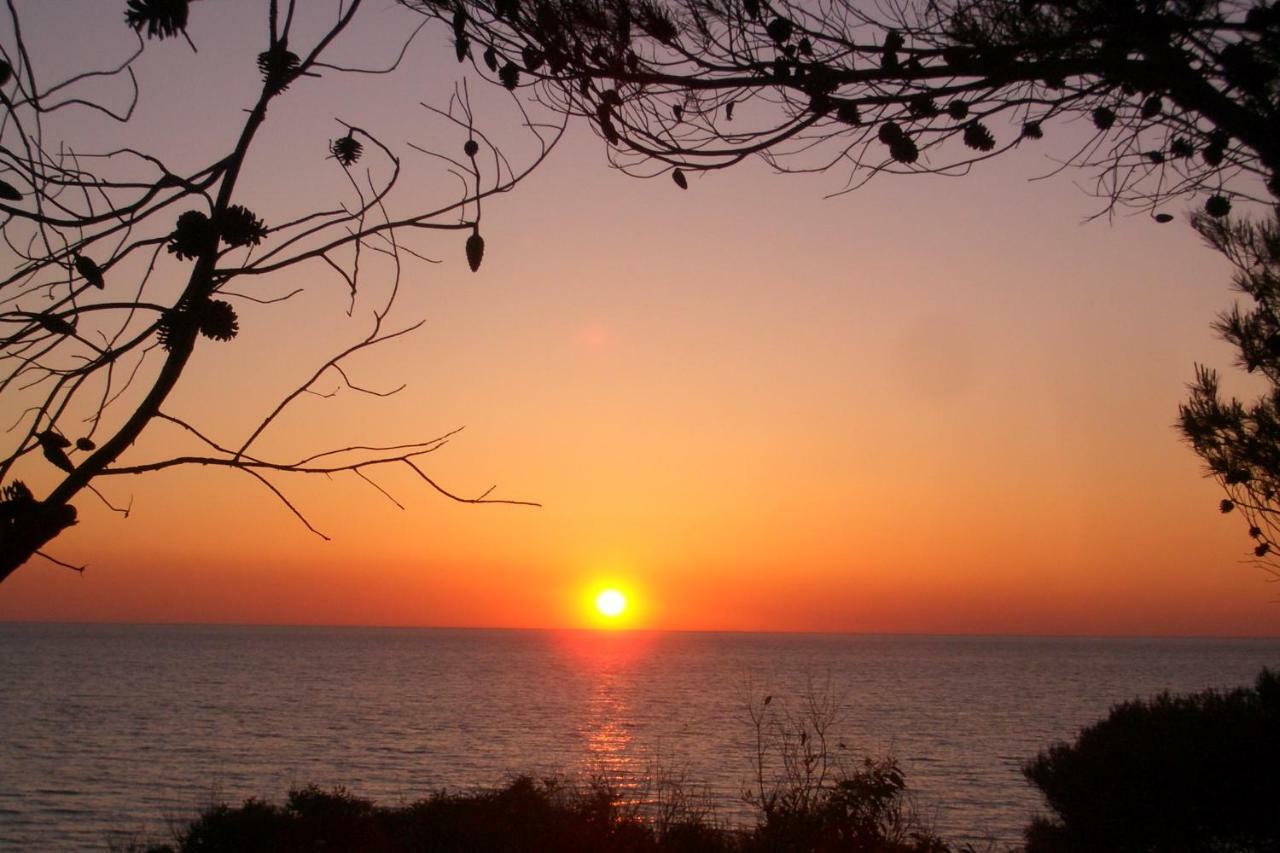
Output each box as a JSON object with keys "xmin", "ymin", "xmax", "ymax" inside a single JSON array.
[{"xmin": 3, "ymin": 617, "xmax": 1279, "ymax": 642}]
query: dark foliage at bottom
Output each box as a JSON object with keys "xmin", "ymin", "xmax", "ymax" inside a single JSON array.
[
  {"xmin": 1023, "ymin": 668, "xmax": 1280, "ymax": 853},
  {"xmin": 129, "ymin": 770, "xmax": 958, "ymax": 853}
]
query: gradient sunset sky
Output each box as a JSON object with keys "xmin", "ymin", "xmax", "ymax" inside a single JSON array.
[{"xmin": 0, "ymin": 1, "xmax": 1275, "ymax": 636}]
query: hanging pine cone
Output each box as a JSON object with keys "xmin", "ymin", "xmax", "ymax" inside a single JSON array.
[
  {"xmin": 946, "ymin": 100, "xmax": 969, "ymax": 120},
  {"xmin": 37, "ymin": 431, "xmax": 74, "ymax": 473},
  {"xmin": 156, "ymin": 307, "xmax": 192, "ymax": 351},
  {"xmin": 0, "ymin": 59, "xmax": 11, "ymax": 88},
  {"xmin": 1091, "ymin": 106, "xmax": 1116, "ymax": 131},
  {"xmin": 1170, "ymin": 138, "xmax": 1194, "ymax": 158},
  {"xmin": 908, "ymin": 95, "xmax": 939, "ymax": 118},
  {"xmin": 331, "ymin": 135, "xmax": 363, "ymax": 167},
  {"xmin": 36, "ymin": 312, "xmax": 76, "ymax": 335},
  {"xmin": 672, "ymin": 169, "xmax": 688, "ymax": 189},
  {"xmin": 1256, "ymin": 542, "xmax": 1271, "ymax": 557},
  {"xmin": 809, "ymin": 94, "xmax": 833, "ymax": 116},
  {"xmin": 218, "ymin": 205, "xmax": 266, "ymax": 248},
  {"xmin": 963, "ymin": 121, "xmax": 996, "ymax": 151},
  {"xmin": 75, "ymin": 437, "xmax": 96, "ymax": 451},
  {"xmin": 125, "ymin": 0, "xmax": 189, "ymax": 40},
  {"xmin": 198, "ymin": 299, "xmax": 239, "ymax": 342},
  {"xmin": 766, "ymin": 17, "xmax": 793, "ymax": 44},
  {"xmin": 39, "ymin": 431, "xmax": 70, "ymax": 453},
  {"xmin": 483, "ymin": 46, "xmax": 499, "ymax": 72},
  {"xmin": 499, "ymin": 62, "xmax": 520, "ymax": 90},
  {"xmin": 168, "ymin": 210, "xmax": 214, "ymax": 260},
  {"xmin": 1021, "ymin": 120, "xmax": 1043, "ymax": 139},
  {"xmin": 521, "ymin": 46, "xmax": 545, "ymax": 72},
  {"xmin": 466, "ymin": 232, "xmax": 485, "ymax": 272},
  {"xmin": 257, "ymin": 48, "xmax": 301, "ymax": 96},
  {"xmin": 600, "ymin": 115, "xmax": 620, "ymax": 145},
  {"xmin": 1220, "ymin": 499, "xmax": 1236, "ymax": 513},
  {"xmin": 0, "ymin": 178, "xmax": 22, "ymax": 201},
  {"xmin": 1204, "ymin": 195, "xmax": 1232, "ymax": 218},
  {"xmin": 74, "ymin": 255, "xmax": 105, "ymax": 289},
  {"xmin": 1140, "ymin": 95, "xmax": 1163, "ymax": 119},
  {"xmin": 835, "ymin": 102, "xmax": 860, "ymax": 125},
  {"xmin": 878, "ymin": 121, "xmax": 904, "ymax": 144},
  {"xmin": 889, "ymin": 136, "xmax": 918, "ymax": 164}
]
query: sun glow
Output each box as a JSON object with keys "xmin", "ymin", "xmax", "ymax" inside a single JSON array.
[
  {"xmin": 595, "ymin": 589, "xmax": 627, "ymax": 618},
  {"xmin": 583, "ymin": 581, "xmax": 640, "ymax": 629}
]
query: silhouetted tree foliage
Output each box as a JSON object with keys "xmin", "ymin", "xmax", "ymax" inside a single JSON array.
[
  {"xmin": 750, "ymin": 758, "xmax": 950, "ymax": 853},
  {"xmin": 408, "ymin": 0, "xmax": 1280, "ymax": 214},
  {"xmin": 1182, "ymin": 214, "xmax": 1280, "ymax": 576},
  {"xmin": 0, "ymin": 1, "xmax": 555, "ymax": 582},
  {"xmin": 409, "ymin": 0, "xmax": 1280, "ymax": 568},
  {"xmin": 126, "ymin": 772, "xmax": 964, "ymax": 853},
  {"xmin": 1023, "ymin": 668, "xmax": 1280, "ymax": 853},
  {"xmin": 742, "ymin": 685, "xmax": 952, "ymax": 853}
]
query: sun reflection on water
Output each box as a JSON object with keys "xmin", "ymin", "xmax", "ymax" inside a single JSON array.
[{"xmin": 551, "ymin": 631, "xmax": 660, "ymax": 790}]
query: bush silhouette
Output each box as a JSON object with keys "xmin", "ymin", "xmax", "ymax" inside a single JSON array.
[
  {"xmin": 131, "ymin": 768, "xmax": 970, "ymax": 853},
  {"xmin": 751, "ymin": 757, "xmax": 949, "ymax": 853},
  {"xmin": 1023, "ymin": 668, "xmax": 1280, "ymax": 853}
]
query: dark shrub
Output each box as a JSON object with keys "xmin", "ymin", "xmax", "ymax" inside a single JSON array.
[
  {"xmin": 1023, "ymin": 668, "xmax": 1280, "ymax": 853},
  {"xmin": 749, "ymin": 757, "xmax": 950, "ymax": 853},
  {"xmin": 180, "ymin": 799, "xmax": 287, "ymax": 853},
  {"xmin": 162, "ymin": 766, "xmax": 957, "ymax": 852},
  {"xmin": 284, "ymin": 785, "xmax": 385, "ymax": 851}
]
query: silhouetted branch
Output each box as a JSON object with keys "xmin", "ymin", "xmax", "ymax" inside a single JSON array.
[
  {"xmin": 34, "ymin": 549, "xmax": 85, "ymax": 574},
  {"xmin": 404, "ymin": 458, "xmax": 541, "ymax": 507},
  {"xmin": 0, "ymin": 1, "xmax": 555, "ymax": 582},
  {"xmin": 406, "ymin": 0, "xmax": 1280, "ymax": 217}
]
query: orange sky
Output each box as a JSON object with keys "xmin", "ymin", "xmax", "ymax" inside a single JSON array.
[{"xmin": 1, "ymin": 2, "xmax": 1277, "ymax": 636}]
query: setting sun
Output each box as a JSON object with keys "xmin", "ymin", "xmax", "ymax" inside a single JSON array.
[{"xmin": 595, "ymin": 589, "xmax": 627, "ymax": 618}]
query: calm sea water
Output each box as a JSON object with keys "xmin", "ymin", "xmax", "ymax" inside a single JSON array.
[{"xmin": 1, "ymin": 624, "xmax": 1278, "ymax": 851}]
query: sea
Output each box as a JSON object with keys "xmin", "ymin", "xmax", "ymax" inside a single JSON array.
[{"xmin": 1, "ymin": 623, "xmax": 1278, "ymax": 851}]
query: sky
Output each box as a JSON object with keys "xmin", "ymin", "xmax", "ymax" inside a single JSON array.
[{"xmin": 0, "ymin": 1, "xmax": 1276, "ymax": 636}]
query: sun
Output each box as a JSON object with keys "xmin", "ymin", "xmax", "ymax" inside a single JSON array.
[{"xmin": 595, "ymin": 588, "xmax": 627, "ymax": 618}]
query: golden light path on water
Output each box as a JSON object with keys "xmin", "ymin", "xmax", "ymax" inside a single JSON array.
[{"xmin": 554, "ymin": 630, "xmax": 654, "ymax": 805}]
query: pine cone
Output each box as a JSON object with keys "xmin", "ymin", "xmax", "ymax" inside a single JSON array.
[
  {"xmin": 1204, "ymin": 195, "xmax": 1232, "ymax": 218},
  {"xmin": 198, "ymin": 299, "xmax": 239, "ymax": 342},
  {"xmin": 466, "ymin": 232, "xmax": 485, "ymax": 273},
  {"xmin": 499, "ymin": 62, "xmax": 520, "ymax": 90},
  {"xmin": 218, "ymin": 205, "xmax": 266, "ymax": 249},
  {"xmin": 74, "ymin": 255, "xmax": 105, "ymax": 288},
  {"xmin": 257, "ymin": 48, "xmax": 301, "ymax": 96},
  {"xmin": 331, "ymin": 135, "xmax": 363, "ymax": 167},
  {"xmin": 168, "ymin": 211, "xmax": 215, "ymax": 260},
  {"xmin": 125, "ymin": 0, "xmax": 189, "ymax": 40},
  {"xmin": 963, "ymin": 121, "xmax": 996, "ymax": 152}
]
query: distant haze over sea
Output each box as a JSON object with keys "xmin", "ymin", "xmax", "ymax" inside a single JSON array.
[{"xmin": 3, "ymin": 623, "xmax": 1278, "ymax": 850}]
